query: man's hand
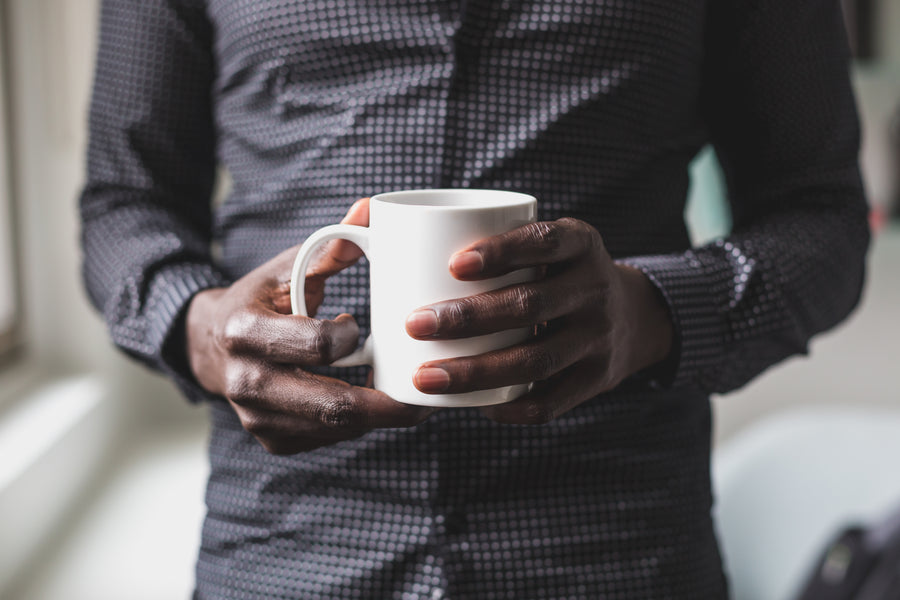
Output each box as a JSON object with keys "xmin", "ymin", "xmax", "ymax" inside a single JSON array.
[
  {"xmin": 405, "ymin": 218, "xmax": 673, "ymax": 425},
  {"xmin": 186, "ymin": 199, "xmax": 434, "ymax": 454}
]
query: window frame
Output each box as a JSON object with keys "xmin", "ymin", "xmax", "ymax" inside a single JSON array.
[{"xmin": 0, "ymin": 1, "xmax": 23, "ymax": 366}]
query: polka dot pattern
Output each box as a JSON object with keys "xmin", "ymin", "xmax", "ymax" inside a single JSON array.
[{"xmin": 79, "ymin": 0, "xmax": 868, "ymax": 598}]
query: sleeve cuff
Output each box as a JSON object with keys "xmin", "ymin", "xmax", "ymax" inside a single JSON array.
[
  {"xmin": 108, "ymin": 261, "xmax": 231, "ymax": 403},
  {"xmin": 619, "ymin": 252, "xmax": 727, "ymax": 391}
]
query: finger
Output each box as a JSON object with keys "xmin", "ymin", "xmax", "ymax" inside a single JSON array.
[
  {"xmin": 234, "ymin": 243, "xmax": 314, "ymax": 316},
  {"xmin": 406, "ymin": 272, "xmax": 597, "ymax": 339},
  {"xmin": 306, "ymin": 198, "xmax": 370, "ymax": 279},
  {"xmin": 258, "ymin": 199, "xmax": 370, "ymax": 317},
  {"xmin": 266, "ymin": 272, "xmax": 323, "ymax": 316},
  {"xmin": 412, "ymin": 326, "xmax": 586, "ymax": 394},
  {"xmin": 449, "ymin": 218, "xmax": 602, "ymax": 280},
  {"xmin": 227, "ymin": 370, "xmax": 435, "ymax": 454},
  {"xmin": 222, "ymin": 310, "xmax": 362, "ymax": 365},
  {"xmin": 226, "ymin": 364, "xmax": 435, "ymax": 431},
  {"xmin": 479, "ymin": 358, "xmax": 613, "ymax": 425}
]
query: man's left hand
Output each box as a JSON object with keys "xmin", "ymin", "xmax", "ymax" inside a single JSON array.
[{"xmin": 405, "ymin": 218, "xmax": 674, "ymax": 424}]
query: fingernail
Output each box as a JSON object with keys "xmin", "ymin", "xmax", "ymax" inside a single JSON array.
[
  {"xmin": 450, "ymin": 251, "xmax": 484, "ymax": 274},
  {"xmin": 414, "ymin": 367, "xmax": 450, "ymax": 393},
  {"xmin": 406, "ymin": 309, "xmax": 438, "ymax": 337}
]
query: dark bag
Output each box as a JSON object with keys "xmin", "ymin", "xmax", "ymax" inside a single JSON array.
[{"xmin": 795, "ymin": 502, "xmax": 900, "ymax": 600}]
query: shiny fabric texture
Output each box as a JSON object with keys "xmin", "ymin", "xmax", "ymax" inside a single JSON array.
[{"xmin": 79, "ymin": 0, "xmax": 869, "ymax": 598}]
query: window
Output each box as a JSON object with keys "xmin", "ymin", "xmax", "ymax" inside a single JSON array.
[{"xmin": 0, "ymin": 7, "xmax": 20, "ymax": 363}]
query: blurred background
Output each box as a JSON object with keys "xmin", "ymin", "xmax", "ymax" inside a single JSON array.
[{"xmin": 0, "ymin": 1, "xmax": 897, "ymax": 599}]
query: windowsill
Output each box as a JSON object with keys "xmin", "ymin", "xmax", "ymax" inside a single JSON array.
[
  {"xmin": 0, "ymin": 370, "xmax": 120, "ymax": 595},
  {"xmin": 0, "ymin": 357, "xmax": 41, "ymax": 413},
  {"xmin": 4, "ymin": 422, "xmax": 209, "ymax": 600},
  {"xmin": 0, "ymin": 374, "xmax": 106, "ymax": 488}
]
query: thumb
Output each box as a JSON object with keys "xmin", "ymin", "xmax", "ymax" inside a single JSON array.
[
  {"xmin": 341, "ymin": 197, "xmax": 370, "ymax": 226},
  {"xmin": 307, "ymin": 197, "xmax": 370, "ymax": 279}
]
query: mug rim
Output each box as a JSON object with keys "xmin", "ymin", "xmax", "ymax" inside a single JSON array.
[{"xmin": 370, "ymin": 188, "xmax": 536, "ymax": 210}]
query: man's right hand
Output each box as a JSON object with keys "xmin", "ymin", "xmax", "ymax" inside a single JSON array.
[{"xmin": 185, "ymin": 199, "xmax": 434, "ymax": 455}]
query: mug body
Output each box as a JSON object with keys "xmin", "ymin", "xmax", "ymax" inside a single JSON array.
[{"xmin": 368, "ymin": 189, "xmax": 537, "ymax": 407}]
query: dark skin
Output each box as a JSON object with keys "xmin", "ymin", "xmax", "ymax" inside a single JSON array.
[
  {"xmin": 186, "ymin": 200, "xmax": 435, "ymax": 455},
  {"xmin": 407, "ymin": 213, "xmax": 674, "ymax": 424},
  {"xmin": 186, "ymin": 198, "xmax": 673, "ymax": 454}
]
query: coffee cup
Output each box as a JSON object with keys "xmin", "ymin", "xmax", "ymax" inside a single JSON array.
[{"xmin": 289, "ymin": 189, "xmax": 537, "ymax": 407}]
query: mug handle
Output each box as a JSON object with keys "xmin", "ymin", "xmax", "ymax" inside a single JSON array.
[{"xmin": 289, "ymin": 224, "xmax": 373, "ymax": 367}]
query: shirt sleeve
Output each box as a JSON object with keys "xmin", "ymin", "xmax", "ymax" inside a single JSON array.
[
  {"xmin": 79, "ymin": 0, "xmax": 230, "ymax": 402},
  {"xmin": 622, "ymin": 0, "xmax": 870, "ymax": 394}
]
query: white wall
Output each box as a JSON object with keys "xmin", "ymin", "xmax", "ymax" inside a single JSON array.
[{"xmin": 8, "ymin": 0, "xmax": 105, "ymax": 373}]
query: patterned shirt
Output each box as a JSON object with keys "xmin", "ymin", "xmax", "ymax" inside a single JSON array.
[{"xmin": 80, "ymin": 0, "xmax": 869, "ymax": 598}]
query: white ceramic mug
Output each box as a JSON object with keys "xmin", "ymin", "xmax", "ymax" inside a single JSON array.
[{"xmin": 289, "ymin": 189, "xmax": 537, "ymax": 407}]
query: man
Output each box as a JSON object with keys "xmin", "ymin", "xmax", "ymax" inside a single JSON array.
[{"xmin": 80, "ymin": 0, "xmax": 869, "ymax": 597}]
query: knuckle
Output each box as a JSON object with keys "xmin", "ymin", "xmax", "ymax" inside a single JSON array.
[
  {"xmin": 583, "ymin": 223, "xmax": 605, "ymax": 251},
  {"xmin": 307, "ymin": 322, "xmax": 335, "ymax": 363},
  {"xmin": 315, "ymin": 392, "xmax": 361, "ymax": 429},
  {"xmin": 592, "ymin": 347, "xmax": 612, "ymax": 371},
  {"xmin": 220, "ymin": 309, "xmax": 258, "ymax": 354},
  {"xmin": 444, "ymin": 297, "xmax": 479, "ymax": 329},
  {"xmin": 224, "ymin": 362, "xmax": 266, "ymax": 403},
  {"xmin": 596, "ymin": 276, "xmax": 614, "ymax": 298},
  {"xmin": 521, "ymin": 400, "xmax": 556, "ymax": 425},
  {"xmin": 560, "ymin": 217, "xmax": 603, "ymax": 252},
  {"xmin": 594, "ymin": 353, "xmax": 616, "ymax": 387},
  {"xmin": 525, "ymin": 221, "xmax": 563, "ymax": 252},
  {"xmin": 590, "ymin": 314, "xmax": 614, "ymax": 340},
  {"xmin": 583, "ymin": 282, "xmax": 612, "ymax": 314},
  {"xmin": 511, "ymin": 285, "xmax": 544, "ymax": 321},
  {"xmin": 489, "ymin": 399, "xmax": 554, "ymax": 425},
  {"xmin": 498, "ymin": 399, "xmax": 554, "ymax": 425},
  {"xmin": 523, "ymin": 347, "xmax": 559, "ymax": 380}
]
